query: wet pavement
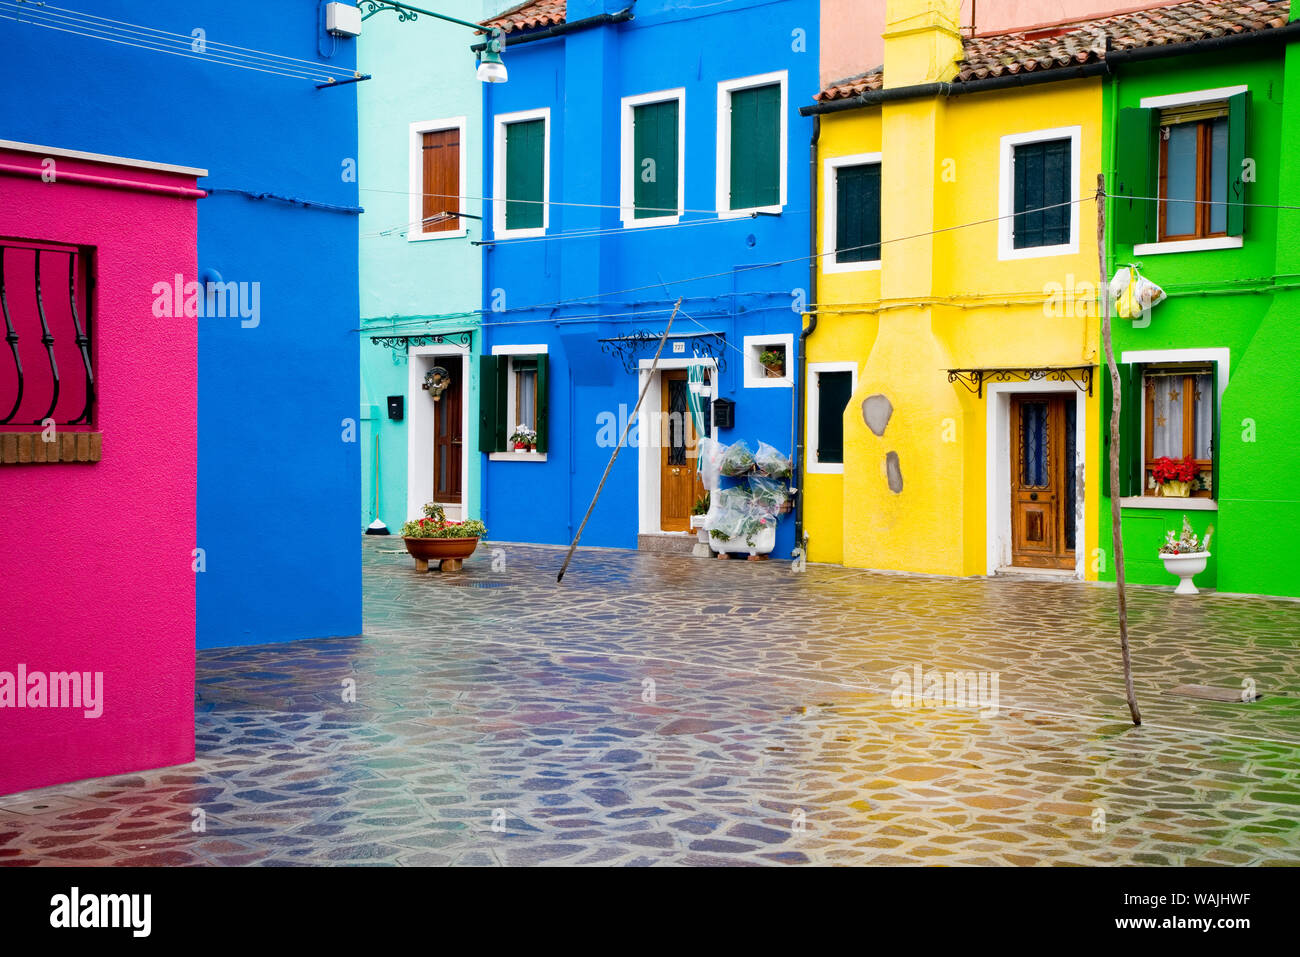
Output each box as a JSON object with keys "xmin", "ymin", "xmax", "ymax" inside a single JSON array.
[{"xmin": 3, "ymin": 538, "xmax": 1300, "ymax": 866}]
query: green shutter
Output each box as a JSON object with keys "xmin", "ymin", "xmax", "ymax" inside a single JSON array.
[
  {"xmin": 633, "ymin": 100, "xmax": 679, "ymax": 219},
  {"xmin": 534, "ymin": 353, "xmax": 549, "ymax": 454},
  {"xmin": 1114, "ymin": 107, "xmax": 1158, "ymax": 245},
  {"xmin": 1210, "ymin": 363, "xmax": 1220, "ymax": 500},
  {"xmin": 478, "ymin": 354, "xmax": 501, "ymax": 452},
  {"xmin": 1226, "ymin": 91, "xmax": 1248, "ymax": 237},
  {"xmin": 505, "ymin": 119, "xmax": 545, "ymax": 231},
  {"xmin": 1012, "ymin": 140, "xmax": 1070, "ymax": 249},
  {"xmin": 816, "ymin": 371, "xmax": 852, "ymax": 464},
  {"xmin": 1116, "ymin": 362, "xmax": 1141, "ymax": 497},
  {"xmin": 835, "ymin": 164, "xmax": 881, "ymax": 263},
  {"xmin": 729, "ymin": 84, "xmax": 781, "ymax": 210}
]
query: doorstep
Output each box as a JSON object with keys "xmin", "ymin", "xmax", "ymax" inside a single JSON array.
[
  {"xmin": 636, "ymin": 532, "xmax": 697, "ymax": 556},
  {"xmin": 993, "ymin": 566, "xmax": 1079, "ymax": 582}
]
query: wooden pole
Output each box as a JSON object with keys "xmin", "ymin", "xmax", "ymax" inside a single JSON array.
[
  {"xmin": 557, "ymin": 299, "xmax": 682, "ymax": 583},
  {"xmin": 1097, "ymin": 173, "xmax": 1142, "ymax": 726}
]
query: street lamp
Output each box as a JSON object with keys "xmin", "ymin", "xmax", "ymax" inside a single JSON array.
[{"xmin": 359, "ymin": 1, "xmax": 508, "ymax": 84}]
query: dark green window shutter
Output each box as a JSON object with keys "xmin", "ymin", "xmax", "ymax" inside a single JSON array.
[
  {"xmin": 1210, "ymin": 363, "xmax": 1220, "ymax": 499},
  {"xmin": 816, "ymin": 371, "xmax": 853, "ymax": 464},
  {"xmin": 729, "ymin": 83, "xmax": 781, "ymax": 210},
  {"xmin": 835, "ymin": 163, "xmax": 881, "ymax": 263},
  {"xmin": 1012, "ymin": 139, "xmax": 1071, "ymax": 249},
  {"xmin": 534, "ymin": 353, "xmax": 549, "ymax": 454},
  {"xmin": 505, "ymin": 119, "xmax": 545, "ymax": 231},
  {"xmin": 478, "ymin": 354, "xmax": 502, "ymax": 452},
  {"xmin": 633, "ymin": 100, "xmax": 679, "ymax": 219},
  {"xmin": 1226, "ymin": 91, "xmax": 1248, "ymax": 237},
  {"xmin": 1118, "ymin": 363, "xmax": 1141, "ymax": 497},
  {"xmin": 1114, "ymin": 107, "xmax": 1158, "ymax": 245}
]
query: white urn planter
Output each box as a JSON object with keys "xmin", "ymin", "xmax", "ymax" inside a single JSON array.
[{"xmin": 1160, "ymin": 551, "xmax": 1209, "ymax": 595}]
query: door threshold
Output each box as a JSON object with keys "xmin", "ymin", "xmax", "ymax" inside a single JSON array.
[{"xmin": 995, "ymin": 565, "xmax": 1078, "ymax": 580}]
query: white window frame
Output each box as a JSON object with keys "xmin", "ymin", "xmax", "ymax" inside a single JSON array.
[
  {"xmin": 408, "ymin": 117, "xmax": 468, "ymax": 241},
  {"xmin": 716, "ymin": 70, "xmax": 788, "ymax": 219},
  {"xmin": 620, "ymin": 88, "xmax": 686, "ymax": 228},
  {"xmin": 492, "ymin": 108, "xmax": 550, "ymax": 240},
  {"xmin": 742, "ymin": 332, "xmax": 794, "ymax": 389},
  {"xmin": 806, "ymin": 361, "xmax": 858, "ymax": 474},
  {"xmin": 1119, "ymin": 347, "xmax": 1229, "ymax": 510},
  {"xmin": 823, "ymin": 152, "xmax": 882, "ymax": 274},
  {"xmin": 1133, "ymin": 85, "xmax": 1249, "ymax": 256},
  {"xmin": 997, "ymin": 125, "xmax": 1081, "ymax": 261},
  {"xmin": 489, "ymin": 343, "xmax": 548, "ymax": 461}
]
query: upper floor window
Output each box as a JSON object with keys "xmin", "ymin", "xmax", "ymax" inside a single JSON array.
[
  {"xmin": 824, "ymin": 153, "xmax": 881, "ymax": 272},
  {"xmin": 493, "ymin": 108, "xmax": 550, "ymax": 238},
  {"xmin": 998, "ymin": 126, "xmax": 1080, "ymax": 260},
  {"xmin": 1159, "ymin": 103, "xmax": 1228, "ymax": 241},
  {"xmin": 717, "ymin": 72, "xmax": 786, "ymax": 216},
  {"xmin": 621, "ymin": 89, "xmax": 685, "ymax": 227},
  {"xmin": 409, "ymin": 118, "xmax": 466, "ymax": 240}
]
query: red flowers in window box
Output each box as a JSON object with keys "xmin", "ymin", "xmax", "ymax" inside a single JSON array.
[{"xmin": 1150, "ymin": 455, "xmax": 1197, "ymax": 484}]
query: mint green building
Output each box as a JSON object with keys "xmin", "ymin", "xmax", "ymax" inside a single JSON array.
[
  {"xmin": 1102, "ymin": 4, "xmax": 1300, "ymax": 596},
  {"xmin": 358, "ymin": 2, "xmax": 500, "ymax": 531}
]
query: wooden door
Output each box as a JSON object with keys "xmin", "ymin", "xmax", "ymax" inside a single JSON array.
[
  {"xmin": 1010, "ymin": 394, "xmax": 1076, "ymax": 569},
  {"xmin": 659, "ymin": 370, "xmax": 702, "ymax": 532},
  {"xmin": 433, "ymin": 356, "xmax": 462, "ymax": 504}
]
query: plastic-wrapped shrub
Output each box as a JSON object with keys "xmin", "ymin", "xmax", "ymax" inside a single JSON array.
[
  {"xmin": 704, "ymin": 486, "xmax": 752, "ymax": 541},
  {"xmin": 697, "ymin": 436, "xmax": 724, "ymax": 492},
  {"xmin": 748, "ymin": 474, "xmax": 788, "ymax": 513},
  {"xmin": 719, "ymin": 440, "xmax": 756, "ymax": 476},
  {"xmin": 755, "ymin": 441, "xmax": 792, "ymax": 479}
]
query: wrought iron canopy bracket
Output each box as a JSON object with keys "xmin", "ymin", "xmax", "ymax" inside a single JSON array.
[
  {"xmin": 597, "ymin": 330, "xmax": 727, "ymax": 375},
  {"xmin": 946, "ymin": 366, "xmax": 1094, "ymax": 399},
  {"xmin": 369, "ymin": 331, "xmax": 473, "ymax": 352}
]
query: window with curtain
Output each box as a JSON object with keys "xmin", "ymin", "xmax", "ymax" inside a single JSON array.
[
  {"xmin": 513, "ymin": 356, "xmax": 537, "ymax": 431},
  {"xmin": 1144, "ymin": 367, "xmax": 1214, "ymax": 496},
  {"xmin": 1158, "ymin": 103, "xmax": 1228, "ymax": 241}
]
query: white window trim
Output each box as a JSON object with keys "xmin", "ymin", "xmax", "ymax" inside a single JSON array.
[
  {"xmin": 635, "ymin": 357, "xmax": 718, "ymax": 535},
  {"xmin": 742, "ymin": 332, "xmax": 794, "ymax": 389},
  {"xmin": 408, "ymin": 117, "xmax": 468, "ymax": 241},
  {"xmin": 822, "ymin": 152, "xmax": 882, "ymax": 275},
  {"xmin": 491, "ymin": 344, "xmax": 547, "ymax": 460},
  {"xmin": 405, "ymin": 339, "xmax": 472, "ymax": 521},
  {"xmin": 1132, "ymin": 236, "xmax": 1243, "ymax": 256},
  {"xmin": 620, "ymin": 88, "xmax": 686, "ymax": 228},
  {"xmin": 492, "ymin": 108, "xmax": 550, "ymax": 239},
  {"xmin": 1120, "ymin": 347, "xmax": 1229, "ymax": 508},
  {"xmin": 716, "ymin": 70, "xmax": 788, "ymax": 219},
  {"xmin": 997, "ymin": 125, "xmax": 1081, "ymax": 261},
  {"xmin": 1139, "ymin": 85, "xmax": 1248, "ymax": 110},
  {"xmin": 806, "ymin": 362, "xmax": 858, "ymax": 474}
]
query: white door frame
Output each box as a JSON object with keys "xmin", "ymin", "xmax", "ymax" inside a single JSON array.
[
  {"xmin": 407, "ymin": 342, "xmax": 471, "ymax": 521},
  {"xmin": 986, "ymin": 381, "xmax": 1087, "ymax": 578},
  {"xmin": 636, "ymin": 357, "xmax": 717, "ymax": 535}
]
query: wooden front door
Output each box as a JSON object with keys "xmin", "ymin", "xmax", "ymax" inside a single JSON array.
[
  {"xmin": 659, "ymin": 370, "xmax": 703, "ymax": 532},
  {"xmin": 433, "ymin": 356, "xmax": 462, "ymax": 504},
  {"xmin": 1010, "ymin": 393, "xmax": 1076, "ymax": 569}
]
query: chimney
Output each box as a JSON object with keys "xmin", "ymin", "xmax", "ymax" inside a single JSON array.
[{"xmin": 882, "ymin": 0, "xmax": 964, "ymax": 89}]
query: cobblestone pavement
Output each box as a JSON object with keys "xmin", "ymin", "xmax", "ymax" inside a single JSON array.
[{"xmin": 4, "ymin": 539, "xmax": 1300, "ymax": 866}]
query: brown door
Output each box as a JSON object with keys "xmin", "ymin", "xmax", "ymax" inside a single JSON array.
[
  {"xmin": 1010, "ymin": 394, "xmax": 1076, "ymax": 569},
  {"xmin": 433, "ymin": 356, "xmax": 462, "ymax": 504},
  {"xmin": 659, "ymin": 370, "xmax": 703, "ymax": 532}
]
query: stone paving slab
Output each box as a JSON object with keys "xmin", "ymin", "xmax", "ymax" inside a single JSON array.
[{"xmin": 1, "ymin": 539, "xmax": 1298, "ymax": 866}]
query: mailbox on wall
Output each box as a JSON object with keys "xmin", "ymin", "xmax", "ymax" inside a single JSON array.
[
  {"xmin": 387, "ymin": 395, "xmax": 404, "ymax": 421},
  {"xmin": 712, "ymin": 397, "xmax": 735, "ymax": 430}
]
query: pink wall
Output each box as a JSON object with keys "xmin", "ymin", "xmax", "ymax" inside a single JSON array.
[
  {"xmin": 0, "ymin": 145, "xmax": 199, "ymax": 795},
  {"xmin": 820, "ymin": 0, "xmax": 1177, "ymax": 87}
]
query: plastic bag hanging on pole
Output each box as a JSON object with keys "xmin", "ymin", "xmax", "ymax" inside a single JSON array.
[{"xmin": 1108, "ymin": 265, "xmax": 1166, "ymax": 320}]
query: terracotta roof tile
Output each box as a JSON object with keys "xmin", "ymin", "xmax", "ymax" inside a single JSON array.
[
  {"xmin": 815, "ymin": 0, "xmax": 1291, "ymax": 101},
  {"xmin": 484, "ymin": 0, "xmax": 566, "ymax": 34}
]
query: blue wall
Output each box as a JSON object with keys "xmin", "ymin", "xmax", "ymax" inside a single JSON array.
[
  {"xmin": 481, "ymin": 0, "xmax": 817, "ymax": 558},
  {"xmin": 2, "ymin": 1, "xmax": 362, "ymax": 646}
]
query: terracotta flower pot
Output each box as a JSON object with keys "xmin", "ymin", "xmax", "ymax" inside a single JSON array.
[
  {"xmin": 763, "ymin": 364, "xmax": 784, "ymax": 378},
  {"xmin": 403, "ymin": 536, "xmax": 480, "ymax": 572}
]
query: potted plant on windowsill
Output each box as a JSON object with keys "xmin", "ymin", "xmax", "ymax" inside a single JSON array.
[
  {"xmin": 759, "ymin": 349, "xmax": 785, "ymax": 379},
  {"xmin": 1150, "ymin": 454, "xmax": 1197, "ymax": 497},
  {"xmin": 1158, "ymin": 515, "xmax": 1213, "ymax": 595},
  {"xmin": 401, "ymin": 502, "xmax": 487, "ymax": 573},
  {"xmin": 510, "ymin": 425, "xmax": 537, "ymax": 453}
]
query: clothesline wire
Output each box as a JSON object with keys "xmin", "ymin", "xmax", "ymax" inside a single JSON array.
[{"xmin": 361, "ymin": 212, "xmax": 748, "ymax": 243}]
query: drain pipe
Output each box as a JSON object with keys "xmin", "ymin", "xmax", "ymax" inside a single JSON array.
[{"xmin": 794, "ymin": 114, "xmax": 820, "ymax": 552}]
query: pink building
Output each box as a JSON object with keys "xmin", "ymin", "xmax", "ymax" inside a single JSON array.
[{"xmin": 0, "ymin": 141, "xmax": 203, "ymax": 795}]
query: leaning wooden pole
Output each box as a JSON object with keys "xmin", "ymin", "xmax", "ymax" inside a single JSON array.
[
  {"xmin": 557, "ymin": 299, "xmax": 682, "ymax": 583},
  {"xmin": 1097, "ymin": 173, "xmax": 1142, "ymax": 726}
]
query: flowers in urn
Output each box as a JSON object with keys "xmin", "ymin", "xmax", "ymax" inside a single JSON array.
[
  {"xmin": 400, "ymin": 502, "xmax": 487, "ymax": 540},
  {"xmin": 1158, "ymin": 515, "xmax": 1213, "ymax": 595},
  {"xmin": 1159, "ymin": 515, "xmax": 1213, "ymax": 556},
  {"xmin": 1150, "ymin": 454, "xmax": 1198, "ymax": 497},
  {"xmin": 510, "ymin": 425, "xmax": 537, "ymax": 452}
]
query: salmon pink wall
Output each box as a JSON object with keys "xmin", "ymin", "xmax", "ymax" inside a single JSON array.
[{"xmin": 0, "ymin": 145, "xmax": 199, "ymax": 796}]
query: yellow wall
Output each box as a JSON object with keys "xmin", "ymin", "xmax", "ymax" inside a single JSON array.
[{"xmin": 804, "ymin": 70, "xmax": 1103, "ymax": 578}]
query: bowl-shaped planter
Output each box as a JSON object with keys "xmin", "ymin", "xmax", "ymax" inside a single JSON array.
[
  {"xmin": 1160, "ymin": 550, "xmax": 1209, "ymax": 595},
  {"xmin": 404, "ymin": 536, "xmax": 479, "ymax": 573}
]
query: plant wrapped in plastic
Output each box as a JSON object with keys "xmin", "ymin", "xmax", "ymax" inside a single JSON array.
[
  {"xmin": 719, "ymin": 440, "xmax": 756, "ymax": 476},
  {"xmin": 703, "ymin": 486, "xmax": 751, "ymax": 541},
  {"xmin": 697, "ymin": 435, "xmax": 724, "ymax": 491},
  {"xmin": 748, "ymin": 474, "xmax": 788, "ymax": 512},
  {"xmin": 754, "ymin": 441, "xmax": 792, "ymax": 479}
]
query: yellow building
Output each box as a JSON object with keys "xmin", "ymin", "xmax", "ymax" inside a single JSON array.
[{"xmin": 799, "ymin": 0, "xmax": 1103, "ymax": 579}]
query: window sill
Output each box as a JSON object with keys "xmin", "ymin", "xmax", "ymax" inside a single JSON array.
[
  {"xmin": 719, "ymin": 205, "xmax": 783, "ymax": 220},
  {"xmin": 407, "ymin": 228, "xmax": 469, "ymax": 243},
  {"xmin": 805, "ymin": 461, "xmax": 845, "ymax": 475},
  {"xmin": 1132, "ymin": 236, "xmax": 1242, "ymax": 256},
  {"xmin": 0, "ymin": 431, "xmax": 102, "ymax": 464},
  {"xmin": 622, "ymin": 215, "xmax": 681, "ymax": 229},
  {"xmin": 1120, "ymin": 496, "xmax": 1217, "ymax": 511},
  {"xmin": 997, "ymin": 241, "xmax": 1078, "ymax": 262},
  {"xmin": 489, "ymin": 451, "xmax": 548, "ymax": 462},
  {"xmin": 823, "ymin": 258, "xmax": 881, "ymax": 275}
]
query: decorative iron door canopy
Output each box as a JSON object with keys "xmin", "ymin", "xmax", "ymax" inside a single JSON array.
[
  {"xmin": 369, "ymin": 330, "xmax": 474, "ymax": 352},
  {"xmin": 946, "ymin": 366, "xmax": 1094, "ymax": 399},
  {"xmin": 598, "ymin": 330, "xmax": 727, "ymax": 374}
]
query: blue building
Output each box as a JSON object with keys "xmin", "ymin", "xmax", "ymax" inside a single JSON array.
[
  {"xmin": 2, "ymin": 1, "xmax": 362, "ymax": 647},
  {"xmin": 479, "ymin": 0, "xmax": 818, "ymax": 558}
]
